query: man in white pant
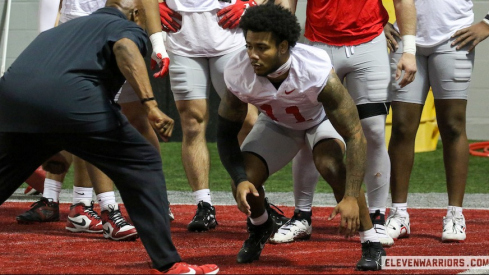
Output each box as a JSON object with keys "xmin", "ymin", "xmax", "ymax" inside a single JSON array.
[
  {"xmin": 217, "ymin": 5, "xmax": 386, "ymax": 270},
  {"xmin": 386, "ymin": 0, "xmax": 484, "ymax": 243},
  {"xmin": 269, "ymin": 0, "xmax": 417, "ymax": 247},
  {"xmin": 158, "ymin": 0, "xmax": 292, "ymax": 232}
]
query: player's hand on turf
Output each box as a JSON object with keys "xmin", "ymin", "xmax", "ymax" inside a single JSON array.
[
  {"xmin": 236, "ymin": 181, "xmax": 259, "ymax": 216},
  {"xmin": 452, "ymin": 21, "xmax": 489, "ymax": 52},
  {"xmin": 384, "ymin": 23, "xmax": 400, "ymax": 53},
  {"xmin": 146, "ymin": 104, "xmax": 174, "ymax": 142},
  {"xmin": 328, "ymin": 196, "xmax": 360, "ymax": 238},
  {"xmin": 150, "ymin": 32, "xmax": 170, "ymax": 79},
  {"xmin": 396, "ymin": 52, "xmax": 417, "ymax": 88},
  {"xmin": 217, "ymin": 0, "xmax": 257, "ymax": 29},
  {"xmin": 159, "ymin": 1, "xmax": 182, "ymax": 32},
  {"xmin": 42, "ymin": 152, "xmax": 70, "ymax": 174}
]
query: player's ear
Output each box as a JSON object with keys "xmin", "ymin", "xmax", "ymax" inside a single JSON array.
[{"xmin": 278, "ymin": 40, "xmax": 288, "ymax": 54}]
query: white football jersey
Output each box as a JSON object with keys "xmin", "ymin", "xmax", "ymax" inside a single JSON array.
[
  {"xmin": 224, "ymin": 43, "xmax": 333, "ymax": 130},
  {"xmin": 60, "ymin": 0, "xmax": 106, "ymax": 17},
  {"xmin": 165, "ymin": 0, "xmax": 244, "ymax": 57},
  {"xmin": 394, "ymin": 0, "xmax": 473, "ymax": 47},
  {"xmin": 166, "ymin": 0, "xmax": 236, "ymax": 12}
]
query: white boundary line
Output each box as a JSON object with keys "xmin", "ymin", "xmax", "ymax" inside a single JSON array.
[{"xmin": 7, "ymin": 189, "xmax": 489, "ymax": 209}]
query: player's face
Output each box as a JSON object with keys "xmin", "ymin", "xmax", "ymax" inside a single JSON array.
[{"xmin": 245, "ymin": 31, "xmax": 282, "ymax": 76}]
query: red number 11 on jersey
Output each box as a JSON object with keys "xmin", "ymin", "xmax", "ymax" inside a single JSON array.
[{"xmin": 260, "ymin": 104, "xmax": 312, "ymax": 123}]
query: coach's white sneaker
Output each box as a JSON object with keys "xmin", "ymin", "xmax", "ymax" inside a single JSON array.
[
  {"xmin": 370, "ymin": 210, "xmax": 394, "ymax": 247},
  {"xmin": 386, "ymin": 208, "xmax": 410, "ymax": 240},
  {"xmin": 269, "ymin": 209, "xmax": 312, "ymax": 244},
  {"xmin": 442, "ymin": 210, "xmax": 466, "ymax": 243}
]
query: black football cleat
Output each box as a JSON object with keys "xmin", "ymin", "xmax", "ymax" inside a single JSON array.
[
  {"xmin": 356, "ymin": 240, "xmax": 386, "ymax": 271},
  {"xmin": 16, "ymin": 197, "xmax": 60, "ymax": 224},
  {"xmin": 187, "ymin": 201, "xmax": 218, "ymax": 232},
  {"xmin": 237, "ymin": 216, "xmax": 277, "ymax": 263},
  {"xmin": 265, "ymin": 197, "xmax": 289, "ymax": 227}
]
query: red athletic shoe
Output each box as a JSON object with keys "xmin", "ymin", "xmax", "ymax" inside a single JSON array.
[
  {"xmin": 150, "ymin": 262, "xmax": 219, "ymax": 274},
  {"xmin": 65, "ymin": 200, "xmax": 103, "ymax": 233},
  {"xmin": 101, "ymin": 204, "xmax": 138, "ymax": 241}
]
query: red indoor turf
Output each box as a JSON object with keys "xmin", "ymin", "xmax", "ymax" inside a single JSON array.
[{"xmin": 1, "ymin": 202, "xmax": 487, "ymax": 274}]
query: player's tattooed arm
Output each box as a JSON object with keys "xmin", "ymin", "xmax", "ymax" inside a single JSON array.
[{"xmin": 318, "ymin": 69, "xmax": 366, "ymax": 198}]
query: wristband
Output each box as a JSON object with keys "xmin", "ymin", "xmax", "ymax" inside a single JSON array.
[
  {"xmin": 402, "ymin": 35, "xmax": 416, "ymax": 55},
  {"xmin": 149, "ymin": 32, "xmax": 169, "ymax": 59},
  {"xmin": 483, "ymin": 13, "xmax": 489, "ymax": 26},
  {"xmin": 141, "ymin": 97, "xmax": 156, "ymax": 104}
]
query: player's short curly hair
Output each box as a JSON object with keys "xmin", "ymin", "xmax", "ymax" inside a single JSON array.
[{"xmin": 239, "ymin": 4, "xmax": 301, "ymax": 48}]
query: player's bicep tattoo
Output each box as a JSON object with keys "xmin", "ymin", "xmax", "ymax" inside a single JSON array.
[{"xmin": 319, "ymin": 71, "xmax": 362, "ymax": 140}]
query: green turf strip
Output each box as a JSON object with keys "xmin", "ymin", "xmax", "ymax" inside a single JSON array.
[{"xmin": 47, "ymin": 141, "xmax": 488, "ymax": 194}]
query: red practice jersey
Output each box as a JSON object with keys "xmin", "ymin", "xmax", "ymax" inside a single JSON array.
[{"xmin": 304, "ymin": 0, "xmax": 389, "ymax": 46}]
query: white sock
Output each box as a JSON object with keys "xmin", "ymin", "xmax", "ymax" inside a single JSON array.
[
  {"xmin": 369, "ymin": 208, "xmax": 386, "ymax": 215},
  {"xmin": 392, "ymin": 203, "xmax": 408, "ymax": 214},
  {"xmin": 447, "ymin": 206, "xmax": 463, "ymax": 216},
  {"xmin": 73, "ymin": 187, "xmax": 93, "ymax": 204},
  {"xmin": 292, "ymin": 145, "xmax": 319, "ymax": 212},
  {"xmin": 359, "ymin": 228, "xmax": 380, "ymax": 243},
  {"xmin": 361, "ymin": 115, "xmax": 390, "ymax": 211},
  {"xmin": 97, "ymin": 191, "xmax": 117, "ymax": 211},
  {"xmin": 250, "ymin": 210, "xmax": 269, "ymax": 226},
  {"xmin": 43, "ymin": 179, "xmax": 62, "ymax": 202},
  {"xmin": 193, "ymin": 189, "xmax": 212, "ymax": 205}
]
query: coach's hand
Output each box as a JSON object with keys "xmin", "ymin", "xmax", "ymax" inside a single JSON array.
[
  {"xmin": 42, "ymin": 152, "xmax": 70, "ymax": 174},
  {"xmin": 328, "ymin": 196, "xmax": 360, "ymax": 238},
  {"xmin": 144, "ymin": 102, "xmax": 174, "ymax": 142},
  {"xmin": 236, "ymin": 181, "xmax": 259, "ymax": 216}
]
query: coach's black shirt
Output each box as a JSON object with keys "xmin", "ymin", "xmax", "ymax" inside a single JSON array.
[{"xmin": 0, "ymin": 7, "xmax": 148, "ymax": 133}]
